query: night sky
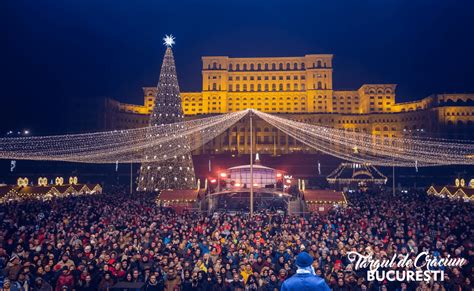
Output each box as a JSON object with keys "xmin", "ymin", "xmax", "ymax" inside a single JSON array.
[{"xmin": 3, "ymin": 0, "xmax": 474, "ymax": 134}]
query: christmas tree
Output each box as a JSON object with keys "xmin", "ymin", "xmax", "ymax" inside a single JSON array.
[{"xmin": 137, "ymin": 35, "xmax": 196, "ymax": 191}]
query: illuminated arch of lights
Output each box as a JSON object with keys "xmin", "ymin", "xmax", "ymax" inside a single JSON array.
[
  {"xmin": 0, "ymin": 109, "xmax": 473, "ymax": 167},
  {"xmin": 253, "ymin": 110, "xmax": 474, "ymax": 166},
  {"xmin": 0, "ymin": 110, "xmax": 248, "ymax": 163}
]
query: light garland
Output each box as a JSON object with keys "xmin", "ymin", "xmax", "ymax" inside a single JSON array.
[
  {"xmin": 38, "ymin": 177, "xmax": 48, "ymax": 186},
  {"xmin": 0, "ymin": 110, "xmax": 248, "ymax": 163},
  {"xmin": 69, "ymin": 176, "xmax": 78, "ymax": 185},
  {"xmin": 55, "ymin": 177, "xmax": 64, "ymax": 186},
  {"xmin": 0, "ymin": 109, "xmax": 472, "ymax": 167},
  {"xmin": 0, "ymin": 183, "xmax": 103, "ymax": 204},
  {"xmin": 253, "ymin": 110, "xmax": 474, "ymax": 166},
  {"xmin": 17, "ymin": 177, "xmax": 29, "ymax": 187}
]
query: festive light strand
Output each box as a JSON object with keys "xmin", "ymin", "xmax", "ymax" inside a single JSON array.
[
  {"xmin": 0, "ymin": 109, "xmax": 473, "ymax": 167},
  {"xmin": 0, "ymin": 110, "xmax": 248, "ymax": 163},
  {"xmin": 253, "ymin": 110, "xmax": 474, "ymax": 166}
]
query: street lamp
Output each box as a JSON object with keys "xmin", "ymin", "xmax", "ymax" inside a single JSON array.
[{"xmin": 217, "ymin": 172, "xmax": 226, "ymax": 192}]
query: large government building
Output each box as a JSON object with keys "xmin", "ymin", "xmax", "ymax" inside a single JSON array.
[{"xmin": 102, "ymin": 54, "xmax": 474, "ymax": 155}]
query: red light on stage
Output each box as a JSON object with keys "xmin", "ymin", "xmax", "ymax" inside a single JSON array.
[
  {"xmin": 210, "ymin": 179, "xmax": 217, "ymax": 183},
  {"xmin": 220, "ymin": 173, "xmax": 227, "ymax": 178},
  {"xmin": 276, "ymin": 173, "xmax": 282, "ymax": 178}
]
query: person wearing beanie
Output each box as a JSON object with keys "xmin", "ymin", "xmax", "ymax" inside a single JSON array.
[{"xmin": 281, "ymin": 252, "xmax": 330, "ymax": 291}]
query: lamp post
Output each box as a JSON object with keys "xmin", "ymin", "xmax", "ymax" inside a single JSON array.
[
  {"xmin": 130, "ymin": 162, "xmax": 133, "ymax": 195},
  {"xmin": 217, "ymin": 172, "xmax": 226, "ymax": 192},
  {"xmin": 250, "ymin": 110, "xmax": 254, "ymax": 217},
  {"xmin": 392, "ymin": 161, "xmax": 395, "ymax": 196}
]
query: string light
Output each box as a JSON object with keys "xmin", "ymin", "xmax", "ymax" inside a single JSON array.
[
  {"xmin": 0, "ymin": 109, "xmax": 472, "ymax": 168},
  {"xmin": 138, "ymin": 43, "xmax": 196, "ymax": 191},
  {"xmin": 253, "ymin": 110, "xmax": 474, "ymax": 167},
  {"xmin": 0, "ymin": 110, "xmax": 247, "ymax": 163},
  {"xmin": 0, "ymin": 183, "xmax": 103, "ymax": 203}
]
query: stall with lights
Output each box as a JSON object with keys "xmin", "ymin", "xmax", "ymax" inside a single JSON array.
[
  {"xmin": 302, "ymin": 189, "xmax": 347, "ymax": 213},
  {"xmin": 0, "ymin": 177, "xmax": 102, "ymax": 203},
  {"xmin": 326, "ymin": 163, "xmax": 387, "ymax": 191},
  {"xmin": 427, "ymin": 178, "xmax": 474, "ymax": 201}
]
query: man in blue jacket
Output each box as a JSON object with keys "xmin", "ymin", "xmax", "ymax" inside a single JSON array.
[{"xmin": 281, "ymin": 252, "xmax": 330, "ymax": 291}]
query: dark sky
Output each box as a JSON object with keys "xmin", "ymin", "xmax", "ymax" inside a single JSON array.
[{"xmin": 2, "ymin": 0, "xmax": 474, "ymax": 134}]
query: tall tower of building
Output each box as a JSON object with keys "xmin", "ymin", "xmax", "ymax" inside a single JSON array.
[{"xmin": 137, "ymin": 35, "xmax": 196, "ymax": 191}]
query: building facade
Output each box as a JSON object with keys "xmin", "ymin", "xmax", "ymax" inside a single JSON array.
[{"xmin": 105, "ymin": 54, "xmax": 474, "ymax": 155}]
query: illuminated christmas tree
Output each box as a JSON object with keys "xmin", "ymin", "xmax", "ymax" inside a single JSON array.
[{"xmin": 137, "ymin": 35, "xmax": 196, "ymax": 191}]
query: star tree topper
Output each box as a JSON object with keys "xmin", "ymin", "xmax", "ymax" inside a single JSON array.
[{"xmin": 163, "ymin": 34, "xmax": 175, "ymax": 47}]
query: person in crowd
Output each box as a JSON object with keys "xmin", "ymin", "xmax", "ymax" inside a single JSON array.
[
  {"xmin": 98, "ymin": 272, "xmax": 115, "ymax": 290},
  {"xmin": 281, "ymin": 252, "xmax": 330, "ymax": 291},
  {"xmin": 164, "ymin": 268, "xmax": 181, "ymax": 290},
  {"xmin": 33, "ymin": 277, "xmax": 53, "ymax": 291},
  {"xmin": 55, "ymin": 267, "xmax": 74, "ymax": 291},
  {"xmin": 144, "ymin": 274, "xmax": 162, "ymax": 290}
]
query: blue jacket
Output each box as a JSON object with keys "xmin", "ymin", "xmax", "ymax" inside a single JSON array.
[{"xmin": 281, "ymin": 273, "xmax": 330, "ymax": 291}]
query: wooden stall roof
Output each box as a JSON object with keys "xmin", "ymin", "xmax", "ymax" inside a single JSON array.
[
  {"xmin": 0, "ymin": 186, "xmax": 15, "ymax": 196},
  {"xmin": 303, "ymin": 189, "xmax": 346, "ymax": 203},
  {"xmin": 159, "ymin": 189, "xmax": 200, "ymax": 201},
  {"xmin": 456, "ymin": 188, "xmax": 474, "ymax": 196},
  {"xmin": 429, "ymin": 185, "xmax": 474, "ymax": 198},
  {"xmin": 429, "ymin": 185, "xmax": 444, "ymax": 193},
  {"xmin": 16, "ymin": 186, "xmax": 58, "ymax": 194},
  {"xmin": 54, "ymin": 185, "xmax": 76, "ymax": 193}
]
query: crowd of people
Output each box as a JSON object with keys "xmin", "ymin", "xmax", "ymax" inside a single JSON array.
[{"xmin": 0, "ymin": 189, "xmax": 472, "ymax": 290}]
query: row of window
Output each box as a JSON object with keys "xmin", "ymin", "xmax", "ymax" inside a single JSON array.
[
  {"xmin": 228, "ymin": 102, "xmax": 306, "ymax": 107},
  {"xmin": 229, "ymin": 107, "xmax": 305, "ymax": 111},
  {"xmin": 334, "ymin": 95, "xmax": 360, "ymax": 100},
  {"xmin": 369, "ymin": 95, "xmax": 393, "ymax": 100},
  {"xmin": 183, "ymin": 96, "xmax": 308, "ymax": 103},
  {"xmin": 207, "ymin": 60, "xmax": 329, "ymax": 71},
  {"xmin": 227, "ymin": 83, "xmax": 307, "ymax": 92},
  {"xmin": 368, "ymin": 102, "xmax": 392, "ymax": 106},
  {"xmin": 228, "ymin": 96, "xmax": 306, "ymax": 101},
  {"xmin": 446, "ymin": 111, "xmax": 474, "ymax": 116},
  {"xmin": 209, "ymin": 82, "xmax": 328, "ymax": 91},
  {"xmin": 228, "ymin": 75, "xmax": 305, "ymax": 81},
  {"xmin": 333, "ymin": 101, "xmax": 360, "ymax": 105},
  {"xmin": 180, "ymin": 105, "xmax": 396, "ymax": 114},
  {"xmin": 335, "ymin": 116, "xmax": 428, "ymax": 124},
  {"xmin": 333, "ymin": 108, "xmax": 359, "ymax": 113},
  {"xmin": 370, "ymin": 107, "xmax": 391, "ymax": 112},
  {"xmin": 366, "ymin": 88, "xmax": 393, "ymax": 94}
]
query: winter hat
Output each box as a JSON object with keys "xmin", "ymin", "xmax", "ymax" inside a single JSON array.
[{"xmin": 295, "ymin": 252, "xmax": 313, "ymax": 268}]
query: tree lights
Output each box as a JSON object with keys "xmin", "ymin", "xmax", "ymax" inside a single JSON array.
[{"xmin": 137, "ymin": 42, "xmax": 197, "ymax": 191}]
